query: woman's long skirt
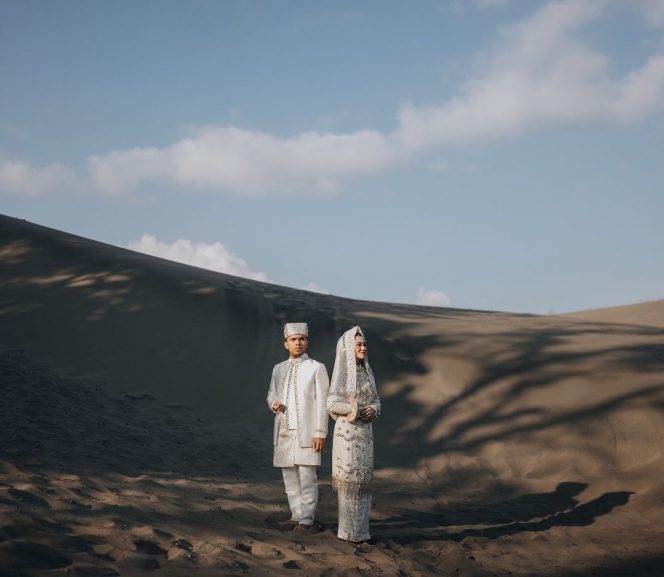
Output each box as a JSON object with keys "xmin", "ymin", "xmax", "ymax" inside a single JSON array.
[{"xmin": 331, "ymin": 416, "xmax": 374, "ymax": 542}]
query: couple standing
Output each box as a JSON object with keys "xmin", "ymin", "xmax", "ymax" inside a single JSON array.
[{"xmin": 266, "ymin": 323, "xmax": 381, "ymax": 543}]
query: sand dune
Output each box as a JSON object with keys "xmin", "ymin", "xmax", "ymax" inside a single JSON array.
[
  {"xmin": 1, "ymin": 213, "xmax": 664, "ymax": 576},
  {"xmin": 565, "ymin": 300, "xmax": 664, "ymax": 329}
]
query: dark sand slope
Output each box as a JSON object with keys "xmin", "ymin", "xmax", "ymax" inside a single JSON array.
[{"xmin": 1, "ymin": 213, "xmax": 664, "ymax": 576}]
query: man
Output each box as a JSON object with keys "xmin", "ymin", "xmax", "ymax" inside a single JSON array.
[{"xmin": 267, "ymin": 323, "xmax": 330, "ymax": 532}]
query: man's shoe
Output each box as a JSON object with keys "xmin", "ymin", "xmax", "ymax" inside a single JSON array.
[{"xmin": 293, "ymin": 523, "xmax": 310, "ymax": 533}]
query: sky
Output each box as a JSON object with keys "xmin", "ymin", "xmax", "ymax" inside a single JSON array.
[{"xmin": 1, "ymin": 0, "xmax": 663, "ymax": 314}]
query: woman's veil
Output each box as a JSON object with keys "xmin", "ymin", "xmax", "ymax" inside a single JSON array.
[{"xmin": 328, "ymin": 326, "xmax": 377, "ymax": 405}]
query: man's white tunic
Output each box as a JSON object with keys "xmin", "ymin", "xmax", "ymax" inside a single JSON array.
[{"xmin": 266, "ymin": 353, "xmax": 329, "ymax": 467}]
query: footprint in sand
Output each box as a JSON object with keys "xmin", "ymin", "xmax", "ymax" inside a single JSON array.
[
  {"xmin": 132, "ymin": 538, "xmax": 168, "ymax": 556},
  {"xmin": 7, "ymin": 488, "xmax": 51, "ymax": 508}
]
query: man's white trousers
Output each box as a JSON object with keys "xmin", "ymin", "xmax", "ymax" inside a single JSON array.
[{"xmin": 281, "ymin": 465, "xmax": 318, "ymax": 525}]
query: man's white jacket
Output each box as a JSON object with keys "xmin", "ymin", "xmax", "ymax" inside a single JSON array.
[{"xmin": 266, "ymin": 354, "xmax": 330, "ymax": 448}]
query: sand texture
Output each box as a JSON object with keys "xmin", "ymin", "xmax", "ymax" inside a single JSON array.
[{"xmin": 1, "ymin": 213, "xmax": 664, "ymax": 576}]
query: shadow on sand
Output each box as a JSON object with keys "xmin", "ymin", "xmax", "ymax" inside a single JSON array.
[
  {"xmin": 1, "ymin": 214, "xmax": 664, "ymax": 574},
  {"xmin": 371, "ymin": 482, "xmax": 633, "ymax": 544}
]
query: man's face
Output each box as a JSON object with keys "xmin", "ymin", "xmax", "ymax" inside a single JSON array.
[{"xmin": 284, "ymin": 334, "xmax": 309, "ymax": 358}]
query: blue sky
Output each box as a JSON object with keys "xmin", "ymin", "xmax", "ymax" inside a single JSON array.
[{"xmin": 1, "ymin": 0, "xmax": 663, "ymax": 314}]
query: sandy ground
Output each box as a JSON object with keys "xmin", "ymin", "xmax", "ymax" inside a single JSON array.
[{"xmin": 1, "ymin": 213, "xmax": 664, "ymax": 576}]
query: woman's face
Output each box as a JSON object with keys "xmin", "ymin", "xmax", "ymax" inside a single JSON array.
[{"xmin": 354, "ymin": 335, "xmax": 367, "ymax": 361}]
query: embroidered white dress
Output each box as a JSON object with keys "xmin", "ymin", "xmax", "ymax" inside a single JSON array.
[{"xmin": 327, "ymin": 327, "xmax": 381, "ymax": 542}]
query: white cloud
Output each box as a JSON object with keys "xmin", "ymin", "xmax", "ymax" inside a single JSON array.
[
  {"xmin": 125, "ymin": 234, "xmax": 271, "ymax": 283},
  {"xmin": 301, "ymin": 282, "xmax": 330, "ymax": 294},
  {"xmin": 0, "ymin": 160, "xmax": 82, "ymax": 196},
  {"xmin": 88, "ymin": 126, "xmax": 404, "ymax": 196},
  {"xmin": 396, "ymin": 0, "xmax": 664, "ymax": 150},
  {"xmin": 85, "ymin": 1, "xmax": 664, "ymax": 196},
  {"xmin": 638, "ymin": 0, "xmax": 664, "ymax": 27},
  {"xmin": 125, "ymin": 235, "xmax": 333, "ymax": 294},
  {"xmin": 416, "ymin": 287, "xmax": 452, "ymax": 307},
  {"xmin": 7, "ymin": 1, "xmax": 664, "ymax": 198}
]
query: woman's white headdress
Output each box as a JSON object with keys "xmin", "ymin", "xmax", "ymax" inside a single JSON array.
[{"xmin": 329, "ymin": 326, "xmax": 377, "ymax": 401}]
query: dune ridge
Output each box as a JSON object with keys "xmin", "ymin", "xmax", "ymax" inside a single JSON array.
[
  {"xmin": 1, "ymin": 213, "xmax": 664, "ymax": 576},
  {"xmin": 565, "ymin": 300, "xmax": 664, "ymax": 329}
]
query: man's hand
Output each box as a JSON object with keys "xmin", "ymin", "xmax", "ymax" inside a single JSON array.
[
  {"xmin": 313, "ymin": 437, "xmax": 326, "ymax": 452},
  {"xmin": 272, "ymin": 401, "xmax": 286, "ymax": 413}
]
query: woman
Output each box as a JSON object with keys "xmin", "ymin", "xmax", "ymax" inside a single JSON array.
[{"xmin": 327, "ymin": 326, "xmax": 381, "ymax": 543}]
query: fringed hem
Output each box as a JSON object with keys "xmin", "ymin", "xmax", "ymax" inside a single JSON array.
[
  {"xmin": 332, "ymin": 477, "xmax": 373, "ymax": 498},
  {"xmin": 338, "ymin": 532, "xmax": 371, "ymax": 543}
]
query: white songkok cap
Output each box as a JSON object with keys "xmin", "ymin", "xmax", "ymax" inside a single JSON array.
[{"xmin": 284, "ymin": 323, "xmax": 308, "ymax": 338}]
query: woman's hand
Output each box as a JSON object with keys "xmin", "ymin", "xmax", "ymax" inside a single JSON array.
[{"xmin": 359, "ymin": 405, "xmax": 375, "ymax": 422}]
